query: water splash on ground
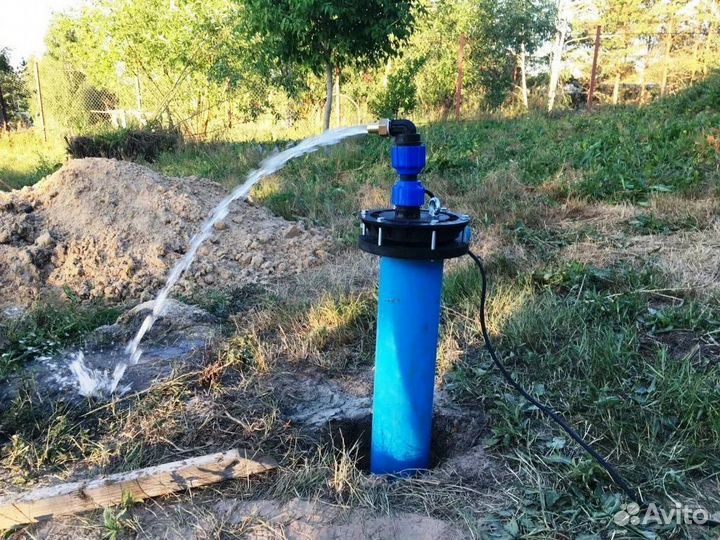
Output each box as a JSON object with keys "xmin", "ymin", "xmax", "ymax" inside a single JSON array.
[
  {"xmin": 70, "ymin": 125, "xmax": 368, "ymax": 397},
  {"xmin": 69, "ymin": 352, "xmax": 130, "ymax": 396}
]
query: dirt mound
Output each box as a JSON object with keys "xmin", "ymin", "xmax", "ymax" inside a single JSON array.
[{"xmin": 0, "ymin": 158, "xmax": 331, "ymax": 308}]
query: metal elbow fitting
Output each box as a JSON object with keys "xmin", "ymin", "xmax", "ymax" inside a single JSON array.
[
  {"xmin": 367, "ymin": 119, "xmax": 390, "ymax": 136},
  {"xmin": 368, "ymin": 118, "xmax": 421, "ymax": 146}
]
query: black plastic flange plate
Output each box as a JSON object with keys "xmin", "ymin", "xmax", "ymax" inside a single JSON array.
[{"xmin": 358, "ymin": 208, "xmax": 470, "ymax": 260}]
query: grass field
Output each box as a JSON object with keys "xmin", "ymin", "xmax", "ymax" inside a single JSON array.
[
  {"xmin": 148, "ymin": 73, "xmax": 720, "ymax": 245},
  {"xmin": 1, "ymin": 76, "xmax": 719, "ymax": 538},
  {"xmin": 0, "ymin": 132, "xmax": 66, "ymax": 191}
]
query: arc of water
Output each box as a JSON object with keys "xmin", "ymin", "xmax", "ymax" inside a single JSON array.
[{"xmin": 97, "ymin": 125, "xmax": 369, "ymax": 394}]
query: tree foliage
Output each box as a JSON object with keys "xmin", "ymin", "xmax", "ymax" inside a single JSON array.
[
  {"xmin": 0, "ymin": 48, "xmax": 30, "ymax": 129},
  {"xmin": 368, "ymin": 57, "xmax": 422, "ymax": 118},
  {"xmin": 243, "ymin": 0, "xmax": 417, "ymax": 75},
  {"xmin": 7, "ymin": 0, "xmax": 720, "ymax": 136},
  {"xmin": 243, "ymin": 0, "xmax": 419, "ymax": 129},
  {"xmin": 406, "ymin": 0, "xmax": 476, "ymax": 113},
  {"xmin": 472, "ymin": 0, "xmax": 556, "ymax": 108}
]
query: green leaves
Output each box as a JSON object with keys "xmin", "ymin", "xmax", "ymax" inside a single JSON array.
[
  {"xmin": 42, "ymin": 0, "xmax": 272, "ymax": 127},
  {"xmin": 469, "ymin": 0, "xmax": 556, "ymax": 108},
  {"xmin": 368, "ymin": 56, "xmax": 422, "ymax": 117},
  {"xmin": 0, "ymin": 48, "xmax": 12, "ymax": 74},
  {"xmin": 243, "ymin": 0, "xmax": 419, "ymax": 75}
]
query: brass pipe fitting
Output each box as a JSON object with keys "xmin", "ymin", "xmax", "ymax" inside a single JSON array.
[{"xmin": 367, "ymin": 118, "xmax": 390, "ymax": 136}]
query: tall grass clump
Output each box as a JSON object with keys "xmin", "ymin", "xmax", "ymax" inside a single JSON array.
[{"xmin": 0, "ymin": 132, "xmax": 66, "ymax": 191}]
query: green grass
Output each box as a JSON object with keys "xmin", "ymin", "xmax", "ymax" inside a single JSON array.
[
  {"xmin": 144, "ymin": 73, "xmax": 720, "ymax": 242},
  {"xmin": 151, "ymin": 140, "xmax": 289, "ymax": 189},
  {"xmin": 626, "ymin": 212, "xmax": 702, "ymax": 234},
  {"xmin": 0, "ymin": 292, "xmax": 121, "ymax": 377},
  {"xmin": 0, "ymin": 132, "xmax": 66, "ymax": 190},
  {"xmin": 441, "ymin": 260, "xmax": 720, "ymax": 537}
]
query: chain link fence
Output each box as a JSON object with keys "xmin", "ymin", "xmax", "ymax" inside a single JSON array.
[
  {"xmin": 3, "ymin": 27, "xmax": 718, "ymax": 145},
  {"xmin": 4, "ymin": 58, "xmax": 270, "ymax": 144},
  {"xmin": 25, "ymin": 60, "xmax": 221, "ymax": 140},
  {"xmin": 5, "ymin": 58, "xmax": 357, "ymax": 145}
]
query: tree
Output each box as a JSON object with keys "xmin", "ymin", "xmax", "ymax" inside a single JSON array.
[
  {"xmin": 547, "ymin": 0, "xmax": 568, "ymax": 112},
  {"xmin": 646, "ymin": 0, "xmax": 718, "ymax": 96},
  {"xmin": 369, "ymin": 57, "xmax": 422, "ymax": 118},
  {"xmin": 595, "ymin": 0, "xmax": 653, "ymax": 104},
  {"xmin": 546, "ymin": 0, "xmax": 596, "ymax": 111},
  {"xmin": 243, "ymin": 0, "xmax": 419, "ymax": 130},
  {"xmin": 696, "ymin": 0, "xmax": 720, "ymax": 79},
  {"xmin": 473, "ymin": 0, "xmax": 556, "ymax": 109},
  {"xmin": 403, "ymin": 0, "xmax": 476, "ymax": 117},
  {"xmin": 0, "ymin": 49, "xmax": 11, "ymax": 131},
  {"xmin": 0, "ymin": 49, "xmax": 30, "ymax": 131},
  {"xmin": 588, "ymin": 0, "xmax": 720, "ymax": 105}
]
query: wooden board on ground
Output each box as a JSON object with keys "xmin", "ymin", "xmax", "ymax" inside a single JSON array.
[{"xmin": 0, "ymin": 448, "xmax": 276, "ymax": 530}]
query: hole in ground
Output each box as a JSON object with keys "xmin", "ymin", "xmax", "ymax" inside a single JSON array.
[{"xmin": 324, "ymin": 407, "xmax": 485, "ymax": 473}]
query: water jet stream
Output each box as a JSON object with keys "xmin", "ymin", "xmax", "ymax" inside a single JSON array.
[{"xmin": 70, "ymin": 125, "xmax": 368, "ymax": 397}]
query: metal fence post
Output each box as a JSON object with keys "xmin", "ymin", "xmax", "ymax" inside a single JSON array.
[
  {"xmin": 135, "ymin": 75, "xmax": 142, "ymax": 112},
  {"xmin": 454, "ymin": 33, "xmax": 465, "ymax": 120},
  {"xmin": 34, "ymin": 61, "xmax": 48, "ymax": 142},
  {"xmin": 587, "ymin": 25, "xmax": 601, "ymax": 112}
]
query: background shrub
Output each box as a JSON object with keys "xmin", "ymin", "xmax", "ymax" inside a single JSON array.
[{"xmin": 65, "ymin": 128, "xmax": 180, "ymax": 162}]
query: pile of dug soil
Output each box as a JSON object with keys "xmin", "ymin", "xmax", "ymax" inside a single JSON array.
[{"xmin": 0, "ymin": 158, "xmax": 331, "ymax": 309}]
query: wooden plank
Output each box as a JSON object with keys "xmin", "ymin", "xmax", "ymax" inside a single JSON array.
[{"xmin": 0, "ymin": 449, "xmax": 276, "ymax": 530}]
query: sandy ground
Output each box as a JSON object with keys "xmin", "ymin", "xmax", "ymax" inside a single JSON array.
[
  {"xmin": 31, "ymin": 498, "xmax": 462, "ymax": 540},
  {"xmin": 30, "ymin": 497, "xmax": 466, "ymax": 539},
  {"xmin": 0, "ymin": 158, "xmax": 331, "ymax": 309}
]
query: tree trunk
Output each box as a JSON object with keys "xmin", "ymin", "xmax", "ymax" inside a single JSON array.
[
  {"xmin": 323, "ymin": 62, "xmax": 334, "ymax": 131},
  {"xmin": 660, "ymin": 26, "xmax": 672, "ymax": 97},
  {"xmin": 587, "ymin": 25, "xmax": 601, "ymax": 112},
  {"xmin": 520, "ymin": 43, "xmax": 529, "ymax": 110},
  {"xmin": 703, "ymin": 23, "xmax": 714, "ymax": 76},
  {"xmin": 0, "ymin": 83, "xmax": 9, "ymax": 132},
  {"xmin": 335, "ymin": 68, "xmax": 341, "ymax": 127},
  {"xmin": 547, "ymin": 30, "xmax": 565, "ymax": 112},
  {"xmin": 612, "ymin": 71, "xmax": 620, "ymax": 105},
  {"xmin": 547, "ymin": 0, "xmax": 566, "ymax": 113}
]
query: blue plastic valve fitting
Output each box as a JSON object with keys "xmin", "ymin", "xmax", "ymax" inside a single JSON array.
[{"xmin": 390, "ymin": 145, "xmax": 426, "ymax": 208}]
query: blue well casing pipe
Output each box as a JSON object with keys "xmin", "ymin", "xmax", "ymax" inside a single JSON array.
[
  {"xmin": 370, "ymin": 256, "xmax": 444, "ymax": 473},
  {"xmin": 359, "ymin": 119, "xmax": 470, "ymax": 475}
]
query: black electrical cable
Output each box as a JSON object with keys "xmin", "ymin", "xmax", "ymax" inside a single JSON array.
[
  {"xmin": 467, "ymin": 250, "xmax": 643, "ymax": 503},
  {"xmin": 468, "ymin": 249, "xmax": 720, "ymax": 528}
]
